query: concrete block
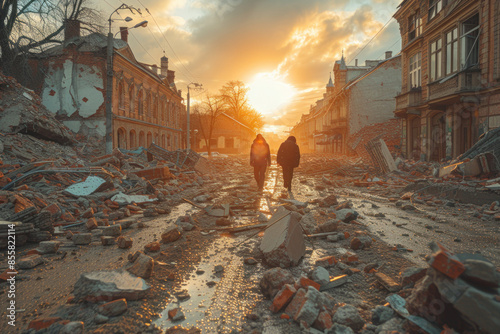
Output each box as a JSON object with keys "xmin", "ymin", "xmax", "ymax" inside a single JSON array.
[
  {"xmin": 260, "ymin": 267, "xmax": 295, "ymax": 298},
  {"xmin": 259, "ymin": 207, "xmax": 305, "ymax": 268}
]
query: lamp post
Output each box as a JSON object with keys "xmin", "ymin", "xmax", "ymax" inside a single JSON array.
[
  {"xmin": 105, "ymin": 4, "xmax": 145, "ymax": 154},
  {"xmin": 186, "ymin": 82, "xmax": 202, "ymax": 150}
]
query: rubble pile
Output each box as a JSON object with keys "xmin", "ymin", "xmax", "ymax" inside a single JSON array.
[
  {"xmin": 347, "ymin": 118, "xmax": 402, "ymax": 163},
  {"xmin": 0, "ymin": 72, "xmax": 75, "ymax": 145}
]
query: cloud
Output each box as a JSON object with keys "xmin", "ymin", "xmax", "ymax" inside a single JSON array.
[{"xmin": 121, "ymin": 0, "xmax": 401, "ymax": 127}]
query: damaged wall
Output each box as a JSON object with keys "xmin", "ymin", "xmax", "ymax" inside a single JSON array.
[
  {"xmin": 348, "ymin": 56, "xmax": 402, "ymax": 135},
  {"xmin": 41, "ymin": 57, "xmax": 106, "ymax": 138}
]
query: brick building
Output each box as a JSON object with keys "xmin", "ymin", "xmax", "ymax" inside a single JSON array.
[
  {"xmin": 291, "ymin": 53, "xmax": 402, "ymax": 154},
  {"xmin": 394, "ymin": 0, "xmax": 500, "ymax": 161},
  {"xmin": 25, "ymin": 20, "xmax": 185, "ymax": 152},
  {"xmin": 193, "ymin": 112, "xmax": 256, "ymax": 154}
]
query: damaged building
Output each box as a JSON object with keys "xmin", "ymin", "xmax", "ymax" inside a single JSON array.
[
  {"xmin": 23, "ymin": 20, "xmax": 186, "ymax": 152},
  {"xmin": 394, "ymin": 0, "xmax": 500, "ymax": 161},
  {"xmin": 291, "ymin": 53, "xmax": 402, "ymax": 154}
]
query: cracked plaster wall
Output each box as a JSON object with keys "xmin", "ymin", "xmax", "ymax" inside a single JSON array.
[{"xmin": 42, "ymin": 59, "xmax": 105, "ymax": 136}]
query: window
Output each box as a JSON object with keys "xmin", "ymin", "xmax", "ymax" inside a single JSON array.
[
  {"xmin": 460, "ymin": 14, "xmax": 479, "ymax": 70},
  {"xmin": 408, "ymin": 11, "xmax": 422, "ymax": 40},
  {"xmin": 118, "ymin": 82, "xmax": 125, "ymax": 109},
  {"xmin": 446, "ymin": 28, "xmax": 458, "ymax": 75},
  {"xmin": 138, "ymin": 91, "xmax": 144, "ymax": 116},
  {"xmin": 430, "ymin": 39, "xmax": 442, "ymax": 81},
  {"xmin": 409, "ymin": 53, "xmax": 422, "ymax": 88},
  {"xmin": 128, "ymin": 85, "xmax": 135, "ymax": 115},
  {"xmin": 428, "ymin": 0, "xmax": 444, "ymax": 21}
]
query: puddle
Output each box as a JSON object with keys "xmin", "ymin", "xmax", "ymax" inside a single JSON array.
[{"xmin": 154, "ymin": 236, "xmax": 262, "ymax": 333}]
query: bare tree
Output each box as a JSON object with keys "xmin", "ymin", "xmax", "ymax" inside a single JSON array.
[
  {"xmin": 0, "ymin": 0, "xmax": 102, "ymax": 76},
  {"xmin": 219, "ymin": 80, "xmax": 264, "ymax": 132},
  {"xmin": 192, "ymin": 93, "xmax": 226, "ymax": 156}
]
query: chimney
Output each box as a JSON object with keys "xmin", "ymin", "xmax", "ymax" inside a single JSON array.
[
  {"xmin": 152, "ymin": 64, "xmax": 158, "ymax": 75},
  {"xmin": 64, "ymin": 19, "xmax": 80, "ymax": 40},
  {"xmin": 167, "ymin": 70, "xmax": 175, "ymax": 85},
  {"xmin": 161, "ymin": 56, "xmax": 169, "ymax": 77},
  {"xmin": 385, "ymin": 51, "xmax": 393, "ymax": 59},
  {"xmin": 355, "ymin": 59, "xmax": 358, "ymax": 67},
  {"xmin": 120, "ymin": 27, "xmax": 129, "ymax": 42}
]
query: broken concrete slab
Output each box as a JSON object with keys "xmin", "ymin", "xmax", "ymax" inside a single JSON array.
[
  {"xmin": 73, "ymin": 270, "xmax": 150, "ymax": 302},
  {"xmin": 371, "ymin": 305, "xmax": 394, "ymax": 325},
  {"xmin": 453, "ymin": 284, "xmax": 500, "ymax": 334},
  {"xmin": 111, "ymin": 192, "xmax": 157, "ymax": 205},
  {"xmin": 332, "ymin": 304, "xmax": 365, "ymax": 331},
  {"xmin": 462, "ymin": 259, "xmax": 499, "ymax": 288},
  {"xmin": 259, "ymin": 207, "xmax": 305, "ymax": 268},
  {"xmin": 64, "ymin": 176, "xmax": 106, "ymax": 197},
  {"xmin": 310, "ymin": 267, "xmax": 330, "ymax": 286}
]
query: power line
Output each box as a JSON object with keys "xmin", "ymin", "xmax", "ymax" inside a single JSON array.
[
  {"xmin": 134, "ymin": 0, "xmax": 199, "ymax": 84},
  {"xmin": 347, "ymin": 17, "xmax": 394, "ymax": 65}
]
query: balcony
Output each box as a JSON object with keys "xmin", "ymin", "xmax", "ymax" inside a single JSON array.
[
  {"xmin": 428, "ymin": 69, "xmax": 481, "ymax": 102},
  {"xmin": 395, "ymin": 88, "xmax": 423, "ymax": 110}
]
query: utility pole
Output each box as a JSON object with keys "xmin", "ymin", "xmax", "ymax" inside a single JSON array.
[
  {"xmin": 105, "ymin": 4, "xmax": 145, "ymax": 154},
  {"xmin": 187, "ymin": 82, "xmax": 202, "ymax": 150}
]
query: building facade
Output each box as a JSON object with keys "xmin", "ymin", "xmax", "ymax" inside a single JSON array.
[
  {"xmin": 394, "ymin": 0, "xmax": 500, "ymax": 161},
  {"xmin": 292, "ymin": 53, "xmax": 402, "ymax": 154},
  {"xmin": 26, "ymin": 20, "xmax": 185, "ymax": 152},
  {"xmin": 193, "ymin": 112, "xmax": 255, "ymax": 154}
]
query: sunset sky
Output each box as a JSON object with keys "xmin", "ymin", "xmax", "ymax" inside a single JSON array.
[{"xmin": 98, "ymin": 0, "xmax": 402, "ymax": 133}]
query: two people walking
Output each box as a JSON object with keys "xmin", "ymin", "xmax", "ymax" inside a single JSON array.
[{"xmin": 250, "ymin": 134, "xmax": 300, "ymax": 192}]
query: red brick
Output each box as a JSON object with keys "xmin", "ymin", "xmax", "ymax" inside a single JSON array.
[
  {"xmin": 86, "ymin": 218, "xmax": 98, "ymax": 230},
  {"xmin": 313, "ymin": 310, "xmax": 333, "ymax": 331},
  {"xmin": 144, "ymin": 242, "xmax": 161, "ymax": 252},
  {"xmin": 428, "ymin": 244, "xmax": 465, "ymax": 279},
  {"xmin": 61, "ymin": 211, "xmax": 76, "ymax": 222},
  {"xmin": 28, "ymin": 317, "xmax": 62, "ymax": 330},
  {"xmin": 0, "ymin": 269, "xmax": 17, "ymax": 281},
  {"xmin": 270, "ymin": 284, "xmax": 296, "ymax": 313},
  {"xmin": 82, "ymin": 208, "xmax": 95, "ymax": 218},
  {"xmin": 284, "ymin": 288, "xmax": 307, "ymax": 318},
  {"xmin": 280, "ymin": 313, "xmax": 291, "ymax": 319},
  {"xmin": 297, "ymin": 277, "xmax": 320, "ymax": 291},
  {"xmin": 315, "ymin": 255, "xmax": 337, "ymax": 267},
  {"xmin": 44, "ymin": 203, "xmax": 61, "ymax": 216}
]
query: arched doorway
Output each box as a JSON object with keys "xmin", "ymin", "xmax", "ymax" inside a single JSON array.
[
  {"xmin": 409, "ymin": 117, "xmax": 421, "ymax": 160},
  {"xmin": 147, "ymin": 132, "xmax": 152, "ymax": 147}
]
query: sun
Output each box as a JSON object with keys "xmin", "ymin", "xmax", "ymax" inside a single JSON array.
[{"xmin": 247, "ymin": 73, "xmax": 297, "ymax": 115}]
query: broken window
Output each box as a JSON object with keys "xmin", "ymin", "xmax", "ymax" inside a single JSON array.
[
  {"xmin": 430, "ymin": 38, "xmax": 442, "ymax": 81},
  {"xmin": 460, "ymin": 14, "xmax": 480, "ymax": 70},
  {"xmin": 428, "ymin": 0, "xmax": 445, "ymax": 21},
  {"xmin": 408, "ymin": 10, "xmax": 422, "ymax": 41},
  {"xmin": 445, "ymin": 28, "xmax": 459, "ymax": 75},
  {"xmin": 409, "ymin": 52, "xmax": 422, "ymax": 88}
]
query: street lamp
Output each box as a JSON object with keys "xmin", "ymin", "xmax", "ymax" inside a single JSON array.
[
  {"xmin": 105, "ymin": 4, "xmax": 144, "ymax": 154},
  {"xmin": 186, "ymin": 82, "xmax": 202, "ymax": 150}
]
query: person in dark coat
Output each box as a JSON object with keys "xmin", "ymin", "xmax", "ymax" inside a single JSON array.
[
  {"xmin": 250, "ymin": 134, "xmax": 271, "ymax": 190},
  {"xmin": 277, "ymin": 136, "xmax": 300, "ymax": 191}
]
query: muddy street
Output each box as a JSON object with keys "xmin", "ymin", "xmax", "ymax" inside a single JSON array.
[{"xmin": 2, "ymin": 154, "xmax": 499, "ymax": 334}]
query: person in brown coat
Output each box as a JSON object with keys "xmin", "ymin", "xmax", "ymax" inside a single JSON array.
[
  {"xmin": 250, "ymin": 134, "xmax": 271, "ymax": 190},
  {"xmin": 277, "ymin": 136, "xmax": 300, "ymax": 191}
]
